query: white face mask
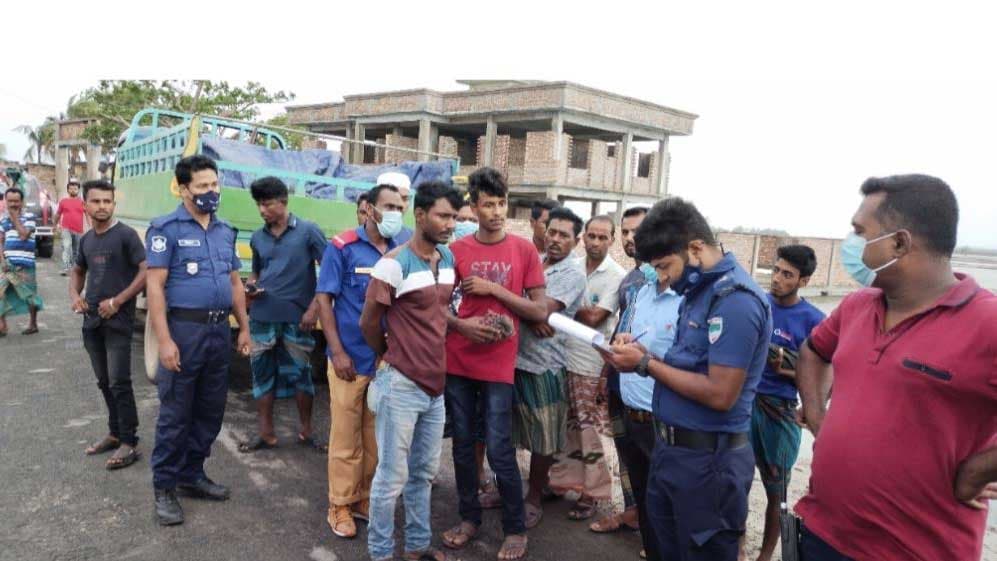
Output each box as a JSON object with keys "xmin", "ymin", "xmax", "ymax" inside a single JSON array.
[{"xmin": 375, "ymin": 209, "xmax": 403, "ymax": 239}]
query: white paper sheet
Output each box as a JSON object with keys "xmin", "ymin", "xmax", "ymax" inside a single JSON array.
[{"xmin": 547, "ymin": 313, "xmax": 612, "ymax": 353}]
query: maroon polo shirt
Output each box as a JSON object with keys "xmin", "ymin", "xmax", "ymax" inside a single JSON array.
[{"xmin": 795, "ymin": 274, "xmax": 997, "ymax": 561}]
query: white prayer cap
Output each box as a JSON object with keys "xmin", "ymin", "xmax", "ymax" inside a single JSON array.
[{"xmin": 377, "ymin": 172, "xmax": 411, "ymax": 195}]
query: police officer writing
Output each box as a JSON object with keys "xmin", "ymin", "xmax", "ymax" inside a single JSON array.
[
  {"xmin": 145, "ymin": 155, "xmax": 251, "ymax": 526},
  {"xmin": 601, "ymin": 197, "xmax": 771, "ymax": 561}
]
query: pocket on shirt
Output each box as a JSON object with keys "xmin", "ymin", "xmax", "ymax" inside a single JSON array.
[{"xmin": 901, "ymin": 357, "xmax": 953, "ymax": 382}]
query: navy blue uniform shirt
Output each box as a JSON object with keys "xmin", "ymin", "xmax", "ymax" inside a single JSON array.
[
  {"xmin": 145, "ymin": 204, "xmax": 241, "ymax": 310},
  {"xmin": 654, "ymin": 253, "xmax": 772, "ymax": 433}
]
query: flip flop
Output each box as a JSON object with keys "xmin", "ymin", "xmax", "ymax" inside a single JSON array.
[
  {"xmin": 21, "ymin": 327, "xmax": 38, "ymax": 335},
  {"xmin": 297, "ymin": 434, "xmax": 327, "ymax": 452},
  {"xmin": 85, "ymin": 435, "xmax": 120, "ymax": 455},
  {"xmin": 497, "ymin": 534, "xmax": 528, "ymax": 561},
  {"xmin": 589, "ymin": 511, "xmax": 640, "ymax": 533},
  {"xmin": 238, "ymin": 435, "xmax": 278, "ymax": 453},
  {"xmin": 441, "ymin": 521, "xmax": 478, "ymax": 550},
  {"xmin": 106, "ymin": 447, "xmax": 141, "ymax": 470}
]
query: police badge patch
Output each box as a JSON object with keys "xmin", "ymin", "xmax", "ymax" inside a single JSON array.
[
  {"xmin": 151, "ymin": 235, "xmax": 167, "ymax": 253},
  {"xmin": 187, "ymin": 262, "xmax": 199, "ymax": 275},
  {"xmin": 707, "ymin": 317, "xmax": 723, "ymax": 344}
]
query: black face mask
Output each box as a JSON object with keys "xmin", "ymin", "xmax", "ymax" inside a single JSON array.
[{"xmin": 670, "ymin": 252, "xmax": 703, "ymax": 295}]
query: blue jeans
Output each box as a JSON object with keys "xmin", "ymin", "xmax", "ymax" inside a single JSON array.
[
  {"xmin": 446, "ymin": 374, "xmax": 526, "ymax": 535},
  {"xmin": 367, "ymin": 365, "xmax": 445, "ymax": 560}
]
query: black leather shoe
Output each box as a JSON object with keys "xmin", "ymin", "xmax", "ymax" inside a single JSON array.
[
  {"xmin": 154, "ymin": 488, "xmax": 184, "ymax": 526},
  {"xmin": 177, "ymin": 477, "xmax": 230, "ymax": 501}
]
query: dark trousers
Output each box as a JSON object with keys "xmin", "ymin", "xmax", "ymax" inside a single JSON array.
[
  {"xmin": 82, "ymin": 325, "xmax": 139, "ymax": 446},
  {"xmin": 445, "ymin": 374, "xmax": 526, "ymax": 535},
  {"xmin": 607, "ymin": 387, "xmax": 637, "ymax": 509},
  {"xmin": 151, "ymin": 318, "xmax": 230, "ymax": 489},
  {"xmin": 646, "ymin": 432, "xmax": 754, "ymax": 561},
  {"xmin": 620, "ymin": 410, "xmax": 662, "ymax": 561},
  {"xmin": 800, "ymin": 524, "xmax": 856, "ymax": 561}
]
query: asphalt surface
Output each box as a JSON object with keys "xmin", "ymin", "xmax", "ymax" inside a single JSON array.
[{"xmin": 0, "ymin": 259, "xmax": 643, "ymax": 561}]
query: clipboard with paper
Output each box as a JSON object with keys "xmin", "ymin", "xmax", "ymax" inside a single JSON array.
[{"xmin": 547, "ymin": 313, "xmax": 614, "ymax": 353}]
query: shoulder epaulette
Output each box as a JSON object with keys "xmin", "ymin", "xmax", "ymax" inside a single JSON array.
[
  {"xmin": 149, "ymin": 214, "xmax": 176, "ymax": 229},
  {"xmin": 331, "ymin": 229, "xmax": 360, "ymax": 249}
]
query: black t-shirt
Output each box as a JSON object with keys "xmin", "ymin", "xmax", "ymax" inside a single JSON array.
[{"xmin": 76, "ymin": 222, "xmax": 146, "ymax": 331}]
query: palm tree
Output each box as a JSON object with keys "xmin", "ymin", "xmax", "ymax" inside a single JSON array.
[{"xmin": 14, "ymin": 121, "xmax": 56, "ymax": 164}]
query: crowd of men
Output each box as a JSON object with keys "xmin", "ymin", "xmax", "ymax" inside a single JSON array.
[{"xmin": 1, "ymin": 154, "xmax": 995, "ymax": 561}]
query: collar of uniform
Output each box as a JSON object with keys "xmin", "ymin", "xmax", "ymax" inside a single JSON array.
[
  {"xmin": 173, "ymin": 203, "xmax": 218, "ymax": 226},
  {"xmin": 700, "ymin": 252, "xmax": 738, "ymax": 279},
  {"xmin": 355, "ymin": 223, "xmax": 397, "ymax": 250}
]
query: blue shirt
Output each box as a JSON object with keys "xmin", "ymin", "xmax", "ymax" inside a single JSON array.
[
  {"xmin": 756, "ymin": 294, "xmax": 826, "ymax": 400},
  {"xmin": 249, "ymin": 214, "xmax": 327, "ymax": 323},
  {"xmin": 654, "ymin": 253, "xmax": 772, "ymax": 432},
  {"xmin": 317, "ymin": 225, "xmax": 400, "ymax": 376},
  {"xmin": 619, "ymin": 283, "xmax": 682, "ymax": 412},
  {"xmin": 145, "ymin": 204, "xmax": 241, "ymax": 310},
  {"xmin": 1, "ymin": 211, "xmax": 37, "ymax": 268}
]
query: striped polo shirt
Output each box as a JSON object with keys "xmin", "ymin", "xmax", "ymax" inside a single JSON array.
[
  {"xmin": 1, "ymin": 212, "xmax": 37, "ymax": 268},
  {"xmin": 367, "ymin": 244, "xmax": 455, "ymax": 396}
]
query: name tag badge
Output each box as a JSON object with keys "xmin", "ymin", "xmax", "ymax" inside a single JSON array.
[
  {"xmin": 354, "ymin": 267, "xmax": 373, "ymax": 275},
  {"xmin": 178, "ymin": 239, "xmax": 202, "ymax": 247},
  {"xmin": 187, "ymin": 262, "xmax": 199, "ymax": 275}
]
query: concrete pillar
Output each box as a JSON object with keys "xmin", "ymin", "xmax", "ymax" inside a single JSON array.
[
  {"xmin": 55, "ymin": 145, "xmax": 69, "ymax": 199},
  {"xmin": 620, "ymin": 132, "xmax": 634, "ymax": 192},
  {"xmin": 393, "ymin": 126, "xmax": 404, "ymax": 138},
  {"xmin": 590, "ymin": 200, "xmax": 599, "ymax": 219},
  {"xmin": 551, "ymin": 114, "xmax": 564, "ymax": 159},
  {"xmin": 656, "ymin": 136, "xmax": 670, "ymax": 196},
  {"xmin": 482, "ymin": 116, "xmax": 497, "ymax": 167},
  {"xmin": 85, "ymin": 145, "xmax": 102, "ymax": 180},
  {"xmin": 343, "ymin": 123, "xmax": 354, "ymax": 163},
  {"xmin": 353, "ymin": 123, "xmax": 366, "ymax": 164},
  {"xmin": 417, "ymin": 118, "xmax": 438, "ymax": 162}
]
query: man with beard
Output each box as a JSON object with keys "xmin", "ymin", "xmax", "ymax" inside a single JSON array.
[
  {"xmin": 602, "ymin": 197, "xmax": 771, "ymax": 561},
  {"xmin": 0, "ymin": 186, "xmax": 43, "ymax": 336},
  {"xmin": 239, "ymin": 177, "xmax": 326, "ymax": 453},
  {"xmin": 69, "ymin": 179, "xmax": 147, "ymax": 470}
]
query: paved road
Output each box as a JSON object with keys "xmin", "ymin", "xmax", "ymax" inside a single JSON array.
[{"xmin": 0, "ymin": 260, "xmax": 643, "ymax": 561}]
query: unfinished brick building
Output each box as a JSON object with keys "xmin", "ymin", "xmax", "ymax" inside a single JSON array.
[{"xmin": 285, "ymin": 80, "xmax": 697, "ymax": 218}]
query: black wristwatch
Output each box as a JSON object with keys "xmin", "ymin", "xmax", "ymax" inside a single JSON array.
[{"xmin": 636, "ymin": 352, "xmax": 652, "ymax": 377}]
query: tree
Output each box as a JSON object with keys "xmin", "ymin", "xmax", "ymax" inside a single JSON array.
[
  {"xmin": 69, "ymin": 81, "xmax": 295, "ymax": 151},
  {"xmin": 14, "ymin": 120, "xmax": 56, "ymax": 163}
]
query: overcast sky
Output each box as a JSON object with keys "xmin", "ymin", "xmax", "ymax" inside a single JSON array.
[{"xmin": 2, "ymin": 2, "xmax": 994, "ymax": 248}]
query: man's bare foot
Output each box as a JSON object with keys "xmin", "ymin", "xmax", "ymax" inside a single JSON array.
[
  {"xmin": 85, "ymin": 435, "xmax": 120, "ymax": 455},
  {"xmin": 106, "ymin": 444, "xmax": 141, "ymax": 470}
]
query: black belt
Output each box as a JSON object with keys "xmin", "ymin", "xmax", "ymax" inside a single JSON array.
[
  {"xmin": 168, "ymin": 308, "xmax": 230, "ymax": 324},
  {"xmin": 654, "ymin": 421, "xmax": 748, "ymax": 451},
  {"xmin": 625, "ymin": 407, "xmax": 654, "ymax": 424}
]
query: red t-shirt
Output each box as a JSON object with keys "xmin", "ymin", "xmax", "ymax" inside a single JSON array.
[
  {"xmin": 795, "ymin": 274, "xmax": 997, "ymax": 561},
  {"xmin": 57, "ymin": 197, "xmax": 85, "ymax": 234},
  {"xmin": 445, "ymin": 233, "xmax": 545, "ymax": 384}
]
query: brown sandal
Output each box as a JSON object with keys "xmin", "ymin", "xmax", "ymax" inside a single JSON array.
[
  {"xmin": 85, "ymin": 435, "xmax": 120, "ymax": 455},
  {"xmin": 106, "ymin": 446, "xmax": 141, "ymax": 470},
  {"xmin": 441, "ymin": 521, "xmax": 478, "ymax": 550},
  {"xmin": 497, "ymin": 534, "xmax": 528, "ymax": 561}
]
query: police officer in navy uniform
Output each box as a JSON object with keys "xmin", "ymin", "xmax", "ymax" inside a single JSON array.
[
  {"xmin": 602, "ymin": 197, "xmax": 771, "ymax": 561},
  {"xmin": 146, "ymin": 155, "xmax": 251, "ymax": 526}
]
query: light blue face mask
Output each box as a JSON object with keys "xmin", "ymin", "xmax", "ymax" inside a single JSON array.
[
  {"xmin": 375, "ymin": 210, "xmax": 404, "ymax": 239},
  {"xmin": 841, "ymin": 231, "xmax": 898, "ymax": 287},
  {"xmin": 639, "ymin": 262, "xmax": 658, "ymax": 284},
  {"xmin": 453, "ymin": 221, "xmax": 479, "ymax": 240}
]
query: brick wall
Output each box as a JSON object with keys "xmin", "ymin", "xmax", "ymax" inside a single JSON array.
[
  {"xmin": 523, "ymin": 131, "xmax": 570, "ymax": 184},
  {"xmin": 717, "ymin": 232, "xmax": 758, "ymax": 272},
  {"xmin": 438, "ymin": 136, "xmax": 458, "ymax": 158},
  {"xmin": 587, "ymin": 139, "xmax": 607, "ymax": 189},
  {"xmin": 384, "ymin": 134, "xmax": 418, "ymax": 163}
]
